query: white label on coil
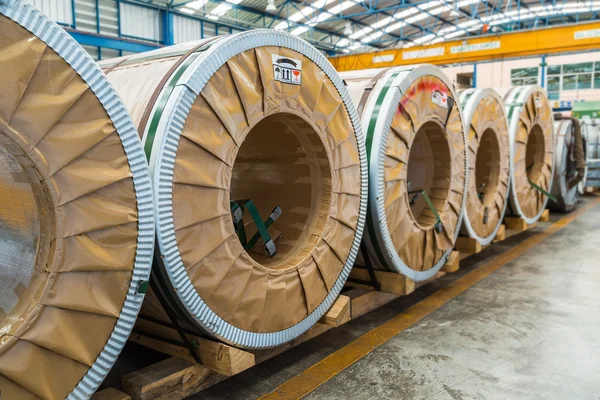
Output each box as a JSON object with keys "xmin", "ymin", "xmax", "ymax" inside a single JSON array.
[
  {"xmin": 432, "ymin": 89, "xmax": 448, "ymax": 108},
  {"xmin": 535, "ymin": 96, "xmax": 542, "ymax": 108},
  {"xmin": 272, "ymin": 54, "xmax": 302, "ymax": 85}
]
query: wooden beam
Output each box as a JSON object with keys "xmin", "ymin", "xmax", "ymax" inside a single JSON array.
[
  {"xmin": 454, "ymin": 236, "xmax": 482, "ymax": 254},
  {"xmin": 505, "ymin": 217, "xmax": 536, "ymax": 232},
  {"xmin": 345, "ymin": 288, "xmax": 400, "ymax": 319},
  {"xmin": 132, "ymin": 319, "xmax": 255, "ymax": 376},
  {"xmin": 540, "ymin": 209, "xmax": 550, "ymax": 222},
  {"xmin": 348, "ymin": 268, "xmax": 412, "ymax": 295},
  {"xmin": 319, "ymin": 295, "xmax": 351, "ymax": 327},
  {"xmin": 92, "ymin": 388, "xmax": 131, "ymax": 400},
  {"xmin": 442, "ymin": 251, "xmax": 460, "ymax": 273},
  {"xmin": 492, "ymin": 224, "xmax": 506, "ymax": 243},
  {"xmin": 121, "ymin": 357, "xmax": 223, "ymax": 400}
]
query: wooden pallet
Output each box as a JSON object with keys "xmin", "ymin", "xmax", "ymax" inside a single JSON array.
[
  {"xmin": 93, "ymin": 267, "xmax": 457, "ymax": 400},
  {"xmin": 93, "ymin": 211, "xmax": 555, "ymax": 400}
]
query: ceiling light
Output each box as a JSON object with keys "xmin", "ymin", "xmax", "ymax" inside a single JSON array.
[
  {"xmin": 186, "ymin": 0, "xmax": 205, "ymax": 10},
  {"xmin": 207, "ymin": 14, "xmax": 219, "ymax": 20},
  {"xmin": 344, "ymin": 22, "xmax": 352, "ymax": 36},
  {"xmin": 180, "ymin": 7, "xmax": 195, "ymax": 14},
  {"xmin": 211, "ymin": 3, "xmax": 232, "ymax": 15},
  {"xmin": 266, "ymin": 0, "xmax": 277, "ymax": 12}
]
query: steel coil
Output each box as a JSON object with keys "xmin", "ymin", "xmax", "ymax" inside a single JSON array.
[
  {"xmin": 0, "ymin": 2, "xmax": 154, "ymax": 399},
  {"xmin": 99, "ymin": 32, "xmax": 368, "ymax": 349},
  {"xmin": 341, "ymin": 65, "xmax": 468, "ymax": 281}
]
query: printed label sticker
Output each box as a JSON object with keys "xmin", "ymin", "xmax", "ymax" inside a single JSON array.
[
  {"xmin": 272, "ymin": 54, "xmax": 302, "ymax": 85},
  {"xmin": 432, "ymin": 89, "xmax": 448, "ymax": 108}
]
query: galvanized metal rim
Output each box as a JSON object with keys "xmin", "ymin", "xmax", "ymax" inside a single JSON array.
[
  {"xmin": 458, "ymin": 88, "xmax": 510, "ymax": 246},
  {"xmin": 151, "ymin": 29, "xmax": 368, "ymax": 349},
  {"xmin": 362, "ymin": 64, "xmax": 468, "ymax": 281},
  {"xmin": 0, "ymin": 2, "xmax": 155, "ymax": 399}
]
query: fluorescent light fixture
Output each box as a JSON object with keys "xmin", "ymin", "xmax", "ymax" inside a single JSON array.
[
  {"xmin": 226, "ymin": 0, "xmax": 243, "ymax": 4},
  {"xmin": 372, "ymin": 16, "xmax": 393, "ymax": 29},
  {"xmin": 290, "ymin": 26, "xmax": 309, "ymax": 35},
  {"xmin": 211, "ymin": 3, "xmax": 232, "ymax": 15},
  {"xmin": 207, "ymin": 14, "xmax": 219, "ymax": 20},
  {"xmin": 342, "ymin": 48, "xmax": 350, "ymax": 53},
  {"xmin": 180, "ymin": 7, "xmax": 196, "ymax": 14},
  {"xmin": 348, "ymin": 43, "xmax": 362, "ymax": 50},
  {"xmin": 186, "ymin": 0, "xmax": 205, "ymax": 10},
  {"xmin": 266, "ymin": 0, "xmax": 276, "ymax": 12},
  {"xmin": 337, "ymin": 38, "xmax": 350, "ymax": 47},
  {"xmin": 349, "ymin": 26, "xmax": 373, "ymax": 39}
]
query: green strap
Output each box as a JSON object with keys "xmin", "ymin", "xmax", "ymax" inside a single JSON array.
[
  {"xmin": 408, "ymin": 189, "xmax": 443, "ymax": 233},
  {"xmin": 243, "ymin": 200, "xmax": 277, "ymax": 257},
  {"xmin": 231, "ymin": 200, "xmax": 280, "ymax": 257},
  {"xmin": 245, "ymin": 206, "xmax": 282, "ymax": 253},
  {"xmin": 528, "ymin": 179, "xmax": 557, "ymax": 202},
  {"xmin": 230, "ymin": 201, "xmax": 247, "ymax": 246}
]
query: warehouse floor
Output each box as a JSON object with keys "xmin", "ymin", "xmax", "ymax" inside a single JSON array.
[{"xmin": 194, "ymin": 195, "xmax": 600, "ymax": 400}]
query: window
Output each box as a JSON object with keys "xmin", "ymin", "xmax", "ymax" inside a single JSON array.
[
  {"xmin": 510, "ymin": 67, "xmax": 539, "ymax": 86},
  {"xmin": 547, "ymin": 60, "xmax": 600, "ymax": 100}
]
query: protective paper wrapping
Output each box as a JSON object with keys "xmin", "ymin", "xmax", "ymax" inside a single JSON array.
[
  {"xmin": 0, "ymin": 7, "xmax": 152, "ymax": 399},
  {"xmin": 341, "ymin": 66, "xmax": 467, "ymax": 279},
  {"xmin": 498, "ymin": 86, "xmax": 554, "ymax": 222},
  {"xmin": 458, "ymin": 89, "xmax": 510, "ymax": 243},
  {"xmin": 101, "ymin": 36, "xmax": 365, "ymax": 346}
]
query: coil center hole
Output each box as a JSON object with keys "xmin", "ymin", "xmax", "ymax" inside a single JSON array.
[
  {"xmin": 475, "ymin": 128, "xmax": 502, "ymax": 207},
  {"xmin": 406, "ymin": 120, "xmax": 451, "ymax": 230},
  {"xmin": 526, "ymin": 123, "xmax": 546, "ymax": 183},
  {"xmin": 230, "ymin": 113, "xmax": 332, "ymax": 271}
]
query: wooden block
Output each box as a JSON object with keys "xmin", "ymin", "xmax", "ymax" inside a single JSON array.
[
  {"xmin": 504, "ymin": 217, "xmax": 528, "ymax": 232},
  {"xmin": 348, "ymin": 268, "xmax": 411, "ymax": 295},
  {"xmin": 585, "ymin": 187, "xmax": 597, "ymax": 193},
  {"xmin": 319, "ymin": 295, "xmax": 351, "ymax": 327},
  {"xmin": 540, "ymin": 209, "xmax": 550, "ymax": 222},
  {"xmin": 492, "ymin": 224, "xmax": 506, "ymax": 243},
  {"xmin": 404, "ymin": 276, "xmax": 416, "ymax": 295},
  {"xmin": 252, "ymin": 323, "xmax": 332, "ymax": 363},
  {"xmin": 442, "ymin": 251, "xmax": 460, "ymax": 273},
  {"xmin": 92, "ymin": 388, "xmax": 131, "ymax": 400},
  {"xmin": 122, "ymin": 357, "xmax": 224, "ymax": 400},
  {"xmin": 454, "ymin": 236, "xmax": 482, "ymax": 254},
  {"xmin": 132, "ymin": 319, "xmax": 255, "ymax": 376},
  {"xmin": 345, "ymin": 288, "xmax": 400, "ymax": 319}
]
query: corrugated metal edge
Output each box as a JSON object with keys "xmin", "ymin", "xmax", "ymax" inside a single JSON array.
[
  {"xmin": 152, "ymin": 29, "xmax": 368, "ymax": 349},
  {"xmin": 361, "ymin": 64, "xmax": 468, "ymax": 281},
  {"xmin": 0, "ymin": 2, "xmax": 155, "ymax": 399}
]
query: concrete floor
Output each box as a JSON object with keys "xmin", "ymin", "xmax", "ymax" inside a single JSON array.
[{"xmin": 195, "ymin": 197, "xmax": 600, "ymax": 400}]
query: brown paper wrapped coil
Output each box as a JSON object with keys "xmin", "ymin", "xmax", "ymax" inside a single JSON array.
[
  {"xmin": 99, "ymin": 31, "xmax": 367, "ymax": 349},
  {"xmin": 0, "ymin": 2, "xmax": 154, "ymax": 400},
  {"xmin": 457, "ymin": 88, "xmax": 510, "ymax": 245},
  {"xmin": 497, "ymin": 86, "xmax": 554, "ymax": 224},
  {"xmin": 341, "ymin": 65, "xmax": 467, "ymax": 281}
]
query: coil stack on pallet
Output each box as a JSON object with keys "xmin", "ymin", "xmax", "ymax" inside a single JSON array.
[
  {"xmin": 98, "ymin": 31, "xmax": 368, "ymax": 350},
  {"xmin": 0, "ymin": 1, "xmax": 155, "ymax": 399}
]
